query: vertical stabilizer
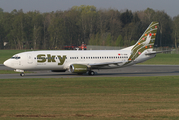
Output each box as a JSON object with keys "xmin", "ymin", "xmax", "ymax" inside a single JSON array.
[{"xmin": 128, "ymin": 22, "xmax": 159, "ymax": 61}]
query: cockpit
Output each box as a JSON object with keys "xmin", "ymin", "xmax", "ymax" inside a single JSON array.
[{"xmin": 11, "ymin": 56, "xmax": 21, "ymax": 59}]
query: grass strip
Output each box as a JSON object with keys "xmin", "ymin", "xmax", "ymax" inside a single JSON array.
[{"xmin": 0, "ymin": 77, "xmax": 179, "ymax": 119}]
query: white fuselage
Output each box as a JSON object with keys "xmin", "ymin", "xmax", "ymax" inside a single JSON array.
[{"xmin": 3, "ymin": 49, "xmax": 155, "ymax": 72}]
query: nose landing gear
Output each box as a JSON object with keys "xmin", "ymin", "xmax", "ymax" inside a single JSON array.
[
  {"xmin": 14, "ymin": 69, "xmax": 25, "ymax": 77},
  {"xmin": 20, "ymin": 72, "xmax": 25, "ymax": 76}
]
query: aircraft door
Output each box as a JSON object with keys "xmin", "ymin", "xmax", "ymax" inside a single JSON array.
[{"xmin": 27, "ymin": 53, "xmax": 33, "ymax": 64}]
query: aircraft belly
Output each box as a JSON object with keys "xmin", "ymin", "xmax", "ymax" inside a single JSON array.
[
  {"xmin": 92, "ymin": 66, "xmax": 123, "ymax": 69},
  {"xmin": 91, "ymin": 64, "xmax": 124, "ymax": 69}
]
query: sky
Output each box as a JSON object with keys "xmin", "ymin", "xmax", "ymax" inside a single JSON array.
[{"xmin": 0, "ymin": 0, "xmax": 178, "ymax": 18}]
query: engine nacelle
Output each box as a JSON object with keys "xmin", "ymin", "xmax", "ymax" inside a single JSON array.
[{"xmin": 70, "ymin": 64, "xmax": 88, "ymax": 73}]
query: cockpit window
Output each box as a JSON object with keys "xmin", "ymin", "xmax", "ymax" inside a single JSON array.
[{"xmin": 11, "ymin": 57, "xmax": 21, "ymax": 59}]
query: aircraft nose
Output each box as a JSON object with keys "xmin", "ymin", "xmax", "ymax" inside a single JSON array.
[{"xmin": 3, "ymin": 59, "xmax": 11, "ymax": 67}]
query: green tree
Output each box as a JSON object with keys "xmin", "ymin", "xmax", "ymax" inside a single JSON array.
[
  {"xmin": 10, "ymin": 9, "xmax": 26, "ymax": 49},
  {"xmin": 153, "ymin": 11, "xmax": 173, "ymax": 47},
  {"xmin": 173, "ymin": 15, "xmax": 179, "ymax": 49},
  {"xmin": 0, "ymin": 6, "xmax": 177, "ymax": 49},
  {"xmin": 106, "ymin": 34, "xmax": 112, "ymax": 46},
  {"xmin": 72, "ymin": 5, "xmax": 97, "ymax": 44},
  {"xmin": 120, "ymin": 9, "xmax": 133, "ymax": 25},
  {"xmin": 42, "ymin": 13, "xmax": 51, "ymax": 49},
  {"xmin": 0, "ymin": 8, "xmax": 3, "ymax": 12},
  {"xmin": 64, "ymin": 9, "xmax": 80, "ymax": 45},
  {"xmin": 0, "ymin": 8, "xmax": 4, "ymax": 49},
  {"xmin": 48, "ymin": 12, "xmax": 66, "ymax": 49},
  {"xmin": 31, "ymin": 11, "xmax": 43, "ymax": 49},
  {"xmin": 88, "ymin": 34, "xmax": 95, "ymax": 45},
  {"xmin": 116, "ymin": 35, "xmax": 123, "ymax": 46}
]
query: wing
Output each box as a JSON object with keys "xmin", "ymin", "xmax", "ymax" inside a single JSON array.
[{"xmin": 88, "ymin": 61, "xmax": 124, "ymax": 67}]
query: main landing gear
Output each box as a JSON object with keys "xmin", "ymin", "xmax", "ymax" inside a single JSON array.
[
  {"xmin": 20, "ymin": 72, "xmax": 25, "ymax": 76},
  {"xmin": 88, "ymin": 71, "xmax": 95, "ymax": 75}
]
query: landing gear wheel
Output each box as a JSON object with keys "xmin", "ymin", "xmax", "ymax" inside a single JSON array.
[
  {"xmin": 88, "ymin": 71, "xmax": 95, "ymax": 75},
  {"xmin": 20, "ymin": 72, "xmax": 25, "ymax": 77}
]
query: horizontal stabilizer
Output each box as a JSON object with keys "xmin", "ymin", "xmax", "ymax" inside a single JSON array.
[{"xmin": 145, "ymin": 50, "xmax": 172, "ymax": 55}]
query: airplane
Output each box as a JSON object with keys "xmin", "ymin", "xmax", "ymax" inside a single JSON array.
[{"xmin": 4, "ymin": 22, "xmax": 159, "ymax": 76}]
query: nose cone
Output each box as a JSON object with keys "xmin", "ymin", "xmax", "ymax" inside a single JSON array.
[{"xmin": 3, "ymin": 59, "xmax": 11, "ymax": 68}]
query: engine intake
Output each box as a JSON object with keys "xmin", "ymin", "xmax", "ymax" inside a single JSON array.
[{"xmin": 70, "ymin": 64, "xmax": 88, "ymax": 73}]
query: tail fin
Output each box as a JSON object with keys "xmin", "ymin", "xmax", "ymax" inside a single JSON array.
[{"xmin": 128, "ymin": 22, "xmax": 159, "ymax": 61}]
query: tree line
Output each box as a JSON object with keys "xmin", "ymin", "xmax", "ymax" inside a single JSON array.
[{"xmin": 0, "ymin": 6, "xmax": 179, "ymax": 50}]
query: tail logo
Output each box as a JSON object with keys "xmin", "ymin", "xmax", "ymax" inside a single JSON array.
[{"xmin": 142, "ymin": 34, "xmax": 152, "ymax": 47}]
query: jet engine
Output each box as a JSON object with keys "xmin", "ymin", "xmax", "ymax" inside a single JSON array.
[{"xmin": 70, "ymin": 64, "xmax": 88, "ymax": 73}]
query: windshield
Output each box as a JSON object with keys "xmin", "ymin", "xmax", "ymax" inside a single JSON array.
[{"xmin": 11, "ymin": 56, "xmax": 21, "ymax": 59}]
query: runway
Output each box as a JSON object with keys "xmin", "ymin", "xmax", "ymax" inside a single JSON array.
[{"xmin": 1, "ymin": 64, "xmax": 179, "ymax": 79}]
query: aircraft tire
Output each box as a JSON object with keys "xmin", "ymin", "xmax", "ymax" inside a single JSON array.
[
  {"xmin": 20, "ymin": 72, "xmax": 25, "ymax": 77},
  {"xmin": 88, "ymin": 71, "xmax": 95, "ymax": 75}
]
